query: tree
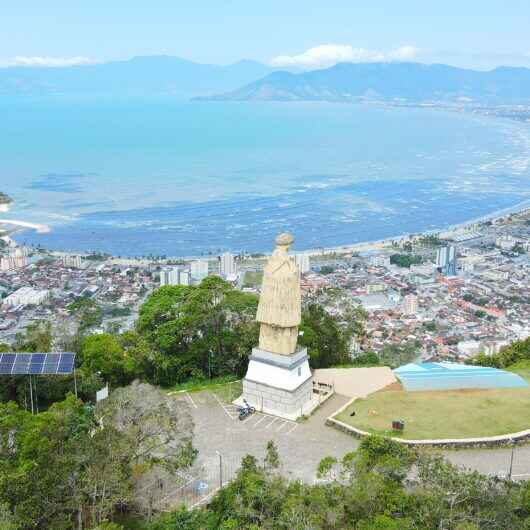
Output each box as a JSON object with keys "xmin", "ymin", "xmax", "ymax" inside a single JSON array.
[
  {"xmin": 317, "ymin": 456, "xmax": 338, "ymax": 481},
  {"xmin": 137, "ymin": 278, "xmax": 258, "ymax": 385},
  {"xmin": 0, "ymin": 395, "xmax": 131, "ymax": 529},
  {"xmin": 0, "ymin": 382, "xmax": 197, "ymax": 529},
  {"xmin": 319, "ymin": 265, "xmax": 335, "ymax": 275},
  {"xmin": 68, "ymin": 298, "xmax": 103, "ymax": 331},
  {"xmin": 379, "ymin": 341, "xmax": 419, "ymax": 368},
  {"xmin": 80, "ymin": 333, "xmax": 131, "ymax": 387},
  {"xmin": 264, "ymin": 440, "xmax": 280, "ymax": 472},
  {"xmin": 96, "ymin": 382, "xmax": 196, "ymax": 472},
  {"xmin": 390, "ymin": 254, "xmax": 423, "ymax": 268},
  {"xmin": 299, "ymin": 304, "xmax": 351, "ymax": 368},
  {"xmin": 14, "ymin": 321, "xmax": 53, "ymax": 352},
  {"xmin": 350, "ymin": 351, "xmax": 380, "ymax": 367}
]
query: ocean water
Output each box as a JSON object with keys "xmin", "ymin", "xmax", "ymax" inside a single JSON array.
[{"xmin": 1, "ymin": 97, "xmax": 530, "ymax": 256}]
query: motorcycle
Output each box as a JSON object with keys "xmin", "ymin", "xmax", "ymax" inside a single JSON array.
[{"xmin": 237, "ymin": 399, "xmax": 256, "ymax": 421}]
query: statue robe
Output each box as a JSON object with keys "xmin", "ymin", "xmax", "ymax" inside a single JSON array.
[{"xmin": 256, "ymin": 247, "xmax": 301, "ymax": 355}]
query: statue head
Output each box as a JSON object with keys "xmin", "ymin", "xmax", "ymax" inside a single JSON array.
[{"xmin": 275, "ymin": 232, "xmax": 294, "ymax": 250}]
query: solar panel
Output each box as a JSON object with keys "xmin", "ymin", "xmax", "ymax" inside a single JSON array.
[
  {"xmin": 0, "ymin": 352, "xmax": 76, "ymax": 375},
  {"xmin": 57, "ymin": 353, "xmax": 75, "ymax": 374}
]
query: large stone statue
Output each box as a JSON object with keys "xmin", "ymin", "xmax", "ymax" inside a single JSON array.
[
  {"xmin": 238, "ymin": 231, "xmax": 318, "ymax": 420},
  {"xmin": 256, "ymin": 232, "xmax": 301, "ymax": 355}
]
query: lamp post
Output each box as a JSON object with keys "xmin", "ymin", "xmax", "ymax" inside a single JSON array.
[
  {"xmin": 508, "ymin": 438, "xmax": 516, "ymax": 481},
  {"xmin": 216, "ymin": 451, "xmax": 223, "ymax": 489}
]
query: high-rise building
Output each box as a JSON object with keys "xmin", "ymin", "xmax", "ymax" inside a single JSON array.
[
  {"xmin": 160, "ymin": 267, "xmax": 181, "ymax": 286},
  {"xmin": 436, "ymin": 245, "xmax": 457, "ymax": 276},
  {"xmin": 191, "ymin": 260, "xmax": 209, "ymax": 282},
  {"xmin": 219, "ymin": 252, "xmax": 237, "ymax": 277},
  {"xmin": 179, "ymin": 270, "xmax": 191, "ymax": 286},
  {"xmin": 402, "ymin": 294, "xmax": 418, "ymax": 315},
  {"xmin": 0, "ymin": 247, "xmax": 28, "ymax": 270},
  {"xmin": 61, "ymin": 255, "xmax": 83, "ymax": 268},
  {"xmin": 295, "ymin": 253, "xmax": 311, "ymax": 274}
]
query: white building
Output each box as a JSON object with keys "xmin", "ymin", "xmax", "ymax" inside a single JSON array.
[
  {"xmin": 0, "ymin": 248, "xmax": 28, "ymax": 271},
  {"xmin": 160, "ymin": 267, "xmax": 192, "ymax": 286},
  {"xmin": 219, "ymin": 252, "xmax": 238, "ymax": 277},
  {"xmin": 370, "ymin": 255, "xmax": 391, "ymax": 268},
  {"xmin": 61, "ymin": 255, "xmax": 84, "ymax": 268},
  {"xmin": 190, "ymin": 260, "xmax": 209, "ymax": 282},
  {"xmin": 436, "ymin": 245, "xmax": 457, "ymax": 275},
  {"xmin": 179, "ymin": 270, "xmax": 191, "ymax": 286},
  {"xmin": 481, "ymin": 340, "xmax": 510, "ymax": 356},
  {"xmin": 160, "ymin": 267, "xmax": 182, "ymax": 286},
  {"xmin": 295, "ymin": 253, "xmax": 311, "ymax": 274},
  {"xmin": 402, "ymin": 294, "xmax": 418, "ymax": 315},
  {"xmin": 457, "ymin": 340, "xmax": 481, "ymax": 357},
  {"xmin": 356, "ymin": 294, "xmax": 395, "ymax": 312},
  {"xmin": 496, "ymin": 235, "xmax": 516, "ymax": 250},
  {"xmin": 3, "ymin": 287, "xmax": 49, "ymax": 307}
]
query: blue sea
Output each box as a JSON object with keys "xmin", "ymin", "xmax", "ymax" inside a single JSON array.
[{"xmin": 2, "ymin": 97, "xmax": 530, "ymax": 256}]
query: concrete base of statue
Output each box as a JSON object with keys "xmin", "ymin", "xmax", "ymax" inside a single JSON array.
[{"xmin": 235, "ymin": 347, "xmax": 320, "ymax": 420}]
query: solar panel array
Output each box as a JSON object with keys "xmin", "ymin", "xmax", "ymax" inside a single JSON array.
[{"xmin": 0, "ymin": 352, "xmax": 75, "ymax": 375}]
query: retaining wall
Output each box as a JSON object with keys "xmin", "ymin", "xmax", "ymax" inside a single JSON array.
[{"xmin": 326, "ymin": 397, "xmax": 530, "ymax": 448}]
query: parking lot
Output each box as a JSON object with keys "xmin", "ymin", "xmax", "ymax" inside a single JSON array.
[
  {"xmin": 175, "ymin": 388, "xmax": 530, "ymax": 489},
  {"xmin": 176, "ymin": 389, "xmax": 356, "ymax": 484}
]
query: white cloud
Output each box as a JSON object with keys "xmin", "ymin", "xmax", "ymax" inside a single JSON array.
[
  {"xmin": 388, "ymin": 46, "xmax": 420, "ymax": 61},
  {"xmin": 2, "ymin": 56, "xmax": 99, "ymax": 68},
  {"xmin": 270, "ymin": 44, "xmax": 420, "ymax": 71}
]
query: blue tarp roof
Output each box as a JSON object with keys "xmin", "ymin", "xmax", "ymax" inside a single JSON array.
[{"xmin": 394, "ymin": 362, "xmax": 528, "ymax": 391}]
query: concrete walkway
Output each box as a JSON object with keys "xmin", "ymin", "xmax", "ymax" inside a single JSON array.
[{"xmin": 313, "ymin": 367, "xmax": 396, "ymax": 398}]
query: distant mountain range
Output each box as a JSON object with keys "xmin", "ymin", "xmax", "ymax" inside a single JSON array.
[
  {"xmin": 198, "ymin": 62, "xmax": 530, "ymax": 103},
  {"xmin": 2, "ymin": 58, "xmax": 530, "ymax": 103},
  {"xmin": 0, "ymin": 55, "xmax": 273, "ymax": 97}
]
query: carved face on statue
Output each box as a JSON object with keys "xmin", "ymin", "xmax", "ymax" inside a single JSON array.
[{"xmin": 255, "ymin": 232, "xmax": 301, "ymax": 355}]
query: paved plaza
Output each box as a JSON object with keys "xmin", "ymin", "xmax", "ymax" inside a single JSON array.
[{"xmin": 178, "ymin": 389, "xmax": 530, "ymax": 486}]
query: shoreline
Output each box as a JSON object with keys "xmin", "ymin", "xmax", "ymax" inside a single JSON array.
[
  {"xmin": 312, "ymin": 198, "xmax": 530, "ymax": 257},
  {"xmin": 7, "ymin": 199, "xmax": 529, "ymax": 264}
]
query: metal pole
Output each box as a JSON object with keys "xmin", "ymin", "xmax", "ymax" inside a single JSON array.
[
  {"xmin": 73, "ymin": 367, "xmax": 78, "ymax": 398},
  {"xmin": 216, "ymin": 451, "xmax": 223, "ymax": 489},
  {"xmin": 508, "ymin": 440, "xmax": 515, "ymax": 480},
  {"xmin": 34, "ymin": 376, "xmax": 39, "ymax": 413},
  {"xmin": 29, "ymin": 376, "xmax": 34, "ymax": 415}
]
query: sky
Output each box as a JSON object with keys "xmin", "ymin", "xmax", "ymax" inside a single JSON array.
[{"xmin": 2, "ymin": 1, "xmax": 530, "ymax": 70}]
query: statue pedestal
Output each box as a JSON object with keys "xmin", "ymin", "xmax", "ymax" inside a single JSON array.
[{"xmin": 236, "ymin": 347, "xmax": 319, "ymax": 420}]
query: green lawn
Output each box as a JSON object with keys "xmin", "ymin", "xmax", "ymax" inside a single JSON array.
[
  {"xmin": 166, "ymin": 376, "xmax": 242, "ymax": 403},
  {"xmin": 243, "ymin": 271, "xmax": 263, "ymax": 288},
  {"xmin": 509, "ymin": 360, "xmax": 530, "ymax": 382},
  {"xmin": 335, "ymin": 382, "xmax": 530, "ymax": 440}
]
